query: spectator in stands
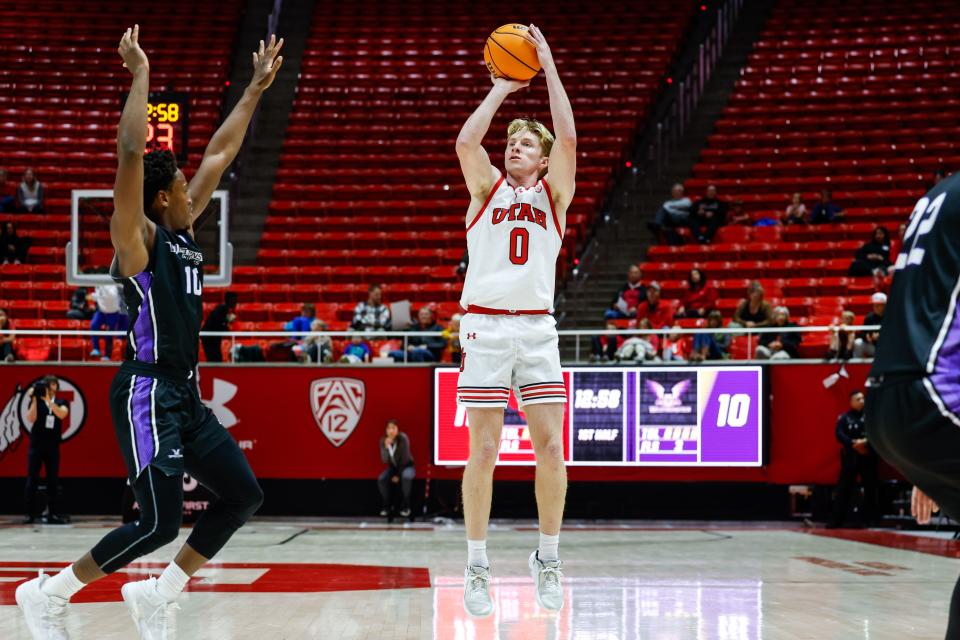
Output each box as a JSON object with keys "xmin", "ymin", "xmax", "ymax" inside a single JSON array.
[
  {"xmin": 301, "ymin": 319, "xmax": 333, "ymax": 364},
  {"xmin": 14, "ymin": 168, "xmax": 44, "ymax": 213},
  {"xmin": 853, "ymin": 292, "xmax": 885, "ymax": 358},
  {"xmin": 339, "ymin": 334, "xmax": 372, "ymax": 364},
  {"xmin": 0, "ymin": 168, "xmax": 14, "ymax": 212},
  {"xmin": 727, "ymin": 199, "xmax": 750, "ymax": 226},
  {"xmin": 690, "ymin": 184, "xmax": 728, "ymax": 244},
  {"xmin": 675, "ymin": 268, "xmax": 717, "ymax": 319},
  {"xmin": 390, "ymin": 307, "xmax": 446, "ymax": 362},
  {"xmin": 605, "ymin": 264, "xmax": 646, "ymax": 319},
  {"xmin": 591, "ymin": 321, "xmax": 621, "ymax": 362},
  {"xmin": 810, "ymin": 189, "xmax": 843, "ymax": 224},
  {"xmin": 378, "ymin": 419, "xmax": 415, "ymax": 518},
  {"xmin": 285, "ymin": 302, "xmax": 316, "ymax": 339},
  {"xmin": 67, "ymin": 287, "xmax": 93, "ymax": 320},
  {"xmin": 443, "ymin": 313, "xmax": 462, "ymax": 364},
  {"xmin": 636, "ymin": 282, "xmax": 673, "ymax": 329},
  {"xmin": 0, "ymin": 308, "xmax": 15, "ymax": 363},
  {"xmin": 456, "ymin": 249, "xmax": 469, "ymax": 277},
  {"xmin": 782, "ymin": 192, "xmax": 807, "ymax": 225},
  {"xmin": 351, "ymin": 283, "xmax": 391, "ymax": 331},
  {"xmin": 647, "ymin": 183, "xmax": 692, "ymax": 243},
  {"xmin": 848, "ymin": 227, "xmax": 891, "ymax": 277},
  {"xmin": 201, "ymin": 291, "xmax": 238, "ymax": 363},
  {"xmin": 662, "ymin": 326, "xmax": 692, "ymax": 362},
  {"xmin": 755, "ymin": 306, "xmax": 801, "ymax": 360},
  {"xmin": 827, "ymin": 310, "xmax": 857, "ymax": 362},
  {"xmin": 89, "ymin": 284, "xmax": 125, "ymax": 360},
  {"xmin": 731, "ymin": 281, "xmax": 773, "ymax": 328},
  {"xmin": 615, "ymin": 317, "xmax": 659, "ymax": 362},
  {"xmin": 829, "ymin": 390, "xmax": 878, "ymax": 528},
  {"xmin": 690, "ymin": 311, "xmax": 730, "ymax": 362},
  {"xmin": 1, "ymin": 221, "xmax": 30, "ymax": 264}
]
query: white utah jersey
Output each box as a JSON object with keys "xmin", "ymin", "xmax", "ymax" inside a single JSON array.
[{"xmin": 460, "ymin": 174, "xmax": 563, "ymax": 311}]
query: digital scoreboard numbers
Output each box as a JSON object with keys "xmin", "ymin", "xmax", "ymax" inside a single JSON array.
[
  {"xmin": 434, "ymin": 366, "xmax": 762, "ymax": 467},
  {"xmin": 120, "ymin": 91, "xmax": 189, "ymax": 162}
]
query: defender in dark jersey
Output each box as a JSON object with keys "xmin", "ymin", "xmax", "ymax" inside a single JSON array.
[
  {"xmin": 16, "ymin": 26, "xmax": 285, "ymax": 640},
  {"xmin": 864, "ymin": 170, "xmax": 960, "ymax": 638}
]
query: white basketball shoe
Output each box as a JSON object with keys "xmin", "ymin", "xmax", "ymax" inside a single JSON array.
[
  {"xmin": 462, "ymin": 564, "xmax": 494, "ymax": 617},
  {"xmin": 16, "ymin": 571, "xmax": 70, "ymax": 640},
  {"xmin": 528, "ymin": 550, "xmax": 564, "ymax": 611},
  {"xmin": 121, "ymin": 577, "xmax": 179, "ymax": 640}
]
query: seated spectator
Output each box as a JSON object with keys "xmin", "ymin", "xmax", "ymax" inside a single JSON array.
[
  {"xmin": 605, "ymin": 264, "xmax": 646, "ymax": 319},
  {"xmin": 284, "ymin": 303, "xmax": 316, "ymax": 339},
  {"xmin": 727, "ymin": 199, "xmax": 750, "ymax": 226},
  {"xmin": 848, "ymin": 227, "xmax": 891, "ymax": 277},
  {"xmin": 810, "ymin": 189, "xmax": 844, "ymax": 224},
  {"xmin": 89, "ymin": 284, "xmax": 126, "ymax": 360},
  {"xmin": 690, "ymin": 311, "xmax": 731, "ymax": 362},
  {"xmin": 351, "ymin": 283, "xmax": 392, "ymax": 331},
  {"xmin": 0, "ymin": 308, "xmax": 15, "ymax": 363},
  {"xmin": 755, "ymin": 306, "xmax": 801, "ymax": 360},
  {"xmin": 827, "ymin": 310, "xmax": 857, "ymax": 362},
  {"xmin": 647, "ymin": 183, "xmax": 692, "ymax": 243},
  {"xmin": 591, "ymin": 321, "xmax": 621, "ymax": 362},
  {"xmin": 66, "ymin": 287, "xmax": 94, "ymax": 320},
  {"xmin": 201, "ymin": 291, "xmax": 238, "ymax": 362},
  {"xmin": 675, "ymin": 268, "xmax": 717, "ymax": 319},
  {"xmin": 690, "ymin": 184, "xmax": 728, "ymax": 244},
  {"xmin": 731, "ymin": 281, "xmax": 773, "ymax": 328},
  {"xmin": 300, "ymin": 319, "xmax": 333, "ymax": 363},
  {"xmin": 662, "ymin": 326, "xmax": 692, "ymax": 362},
  {"xmin": 442, "ymin": 313, "xmax": 463, "ymax": 364},
  {"xmin": 0, "ymin": 168, "xmax": 13, "ymax": 212},
  {"xmin": 340, "ymin": 334, "xmax": 372, "ymax": 363},
  {"xmin": 854, "ymin": 292, "xmax": 885, "ymax": 358},
  {"xmin": 378, "ymin": 419, "xmax": 415, "ymax": 518},
  {"xmin": 636, "ymin": 282, "xmax": 674, "ymax": 329},
  {"xmin": 14, "ymin": 168, "xmax": 44, "ymax": 213},
  {"xmin": 782, "ymin": 192, "xmax": 807, "ymax": 225},
  {"xmin": 390, "ymin": 307, "xmax": 446, "ymax": 362},
  {"xmin": 0, "ymin": 221, "xmax": 30, "ymax": 264},
  {"xmin": 614, "ymin": 317, "xmax": 660, "ymax": 362}
]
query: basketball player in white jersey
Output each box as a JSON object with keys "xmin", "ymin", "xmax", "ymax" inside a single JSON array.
[{"xmin": 455, "ymin": 24, "xmax": 575, "ymax": 617}]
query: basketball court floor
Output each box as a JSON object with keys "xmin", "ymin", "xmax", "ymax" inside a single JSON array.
[{"xmin": 0, "ymin": 518, "xmax": 956, "ymax": 639}]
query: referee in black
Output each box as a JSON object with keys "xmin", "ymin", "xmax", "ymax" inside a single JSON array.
[
  {"xmin": 24, "ymin": 375, "xmax": 69, "ymax": 524},
  {"xmin": 866, "ymin": 170, "xmax": 960, "ymax": 638}
]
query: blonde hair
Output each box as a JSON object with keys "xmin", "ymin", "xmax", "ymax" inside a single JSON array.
[{"xmin": 507, "ymin": 118, "xmax": 555, "ymax": 160}]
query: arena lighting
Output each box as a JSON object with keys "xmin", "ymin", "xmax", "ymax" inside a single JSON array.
[
  {"xmin": 666, "ymin": 77, "xmax": 673, "ymax": 84},
  {"xmin": 700, "ymin": 4, "xmax": 707, "ymax": 10},
  {"xmin": 625, "ymin": 161, "xmax": 632, "ymax": 168}
]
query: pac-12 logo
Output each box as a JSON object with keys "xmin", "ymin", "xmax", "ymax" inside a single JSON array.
[
  {"xmin": 310, "ymin": 378, "xmax": 365, "ymax": 447},
  {"xmin": 0, "ymin": 378, "xmax": 88, "ymax": 457}
]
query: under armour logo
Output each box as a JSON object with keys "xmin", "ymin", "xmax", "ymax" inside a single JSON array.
[
  {"xmin": 467, "ymin": 333, "xmax": 477, "ymax": 340},
  {"xmin": 168, "ymin": 449, "xmax": 183, "ymax": 459}
]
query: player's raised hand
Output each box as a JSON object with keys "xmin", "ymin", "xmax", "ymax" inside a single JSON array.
[
  {"xmin": 250, "ymin": 34, "xmax": 284, "ymax": 93},
  {"xmin": 490, "ymin": 73, "xmax": 529, "ymax": 94},
  {"xmin": 527, "ymin": 24, "xmax": 555, "ymax": 72},
  {"xmin": 118, "ymin": 24, "xmax": 149, "ymax": 74},
  {"xmin": 911, "ymin": 486, "xmax": 939, "ymax": 525}
]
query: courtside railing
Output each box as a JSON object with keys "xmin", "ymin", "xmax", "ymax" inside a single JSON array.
[{"xmin": 0, "ymin": 325, "xmax": 881, "ymax": 365}]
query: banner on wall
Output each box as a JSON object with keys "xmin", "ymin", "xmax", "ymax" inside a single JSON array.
[{"xmin": 434, "ymin": 366, "xmax": 763, "ymax": 467}]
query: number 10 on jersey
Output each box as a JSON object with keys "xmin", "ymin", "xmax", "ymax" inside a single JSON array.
[{"xmin": 184, "ymin": 266, "xmax": 202, "ymax": 296}]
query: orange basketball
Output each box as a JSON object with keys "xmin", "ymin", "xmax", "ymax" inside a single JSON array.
[{"xmin": 483, "ymin": 23, "xmax": 541, "ymax": 81}]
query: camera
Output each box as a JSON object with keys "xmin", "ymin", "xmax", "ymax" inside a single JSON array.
[{"xmin": 32, "ymin": 381, "xmax": 48, "ymax": 399}]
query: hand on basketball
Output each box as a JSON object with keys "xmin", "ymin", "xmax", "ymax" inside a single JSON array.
[
  {"xmin": 912, "ymin": 486, "xmax": 939, "ymax": 525},
  {"xmin": 527, "ymin": 24, "xmax": 555, "ymax": 72},
  {"xmin": 491, "ymin": 74, "xmax": 529, "ymax": 94},
  {"xmin": 250, "ymin": 34, "xmax": 284, "ymax": 94},
  {"xmin": 118, "ymin": 24, "xmax": 149, "ymax": 74}
]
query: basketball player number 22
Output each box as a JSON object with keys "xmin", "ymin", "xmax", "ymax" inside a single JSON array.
[
  {"xmin": 896, "ymin": 192, "xmax": 947, "ymax": 270},
  {"xmin": 509, "ymin": 228, "xmax": 529, "ymax": 265},
  {"xmin": 184, "ymin": 266, "xmax": 202, "ymax": 296}
]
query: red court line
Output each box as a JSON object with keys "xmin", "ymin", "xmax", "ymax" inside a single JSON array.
[{"xmin": 804, "ymin": 528, "xmax": 960, "ymax": 559}]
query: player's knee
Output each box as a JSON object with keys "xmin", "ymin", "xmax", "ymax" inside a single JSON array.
[
  {"xmin": 152, "ymin": 517, "xmax": 183, "ymax": 547},
  {"xmin": 539, "ymin": 436, "xmax": 564, "ymax": 463},
  {"xmin": 236, "ymin": 481, "xmax": 264, "ymax": 522},
  {"xmin": 471, "ymin": 438, "xmax": 500, "ymax": 468}
]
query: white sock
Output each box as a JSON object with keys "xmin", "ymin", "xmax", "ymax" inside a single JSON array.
[
  {"xmin": 538, "ymin": 532, "xmax": 560, "ymax": 562},
  {"xmin": 41, "ymin": 565, "xmax": 85, "ymax": 601},
  {"xmin": 155, "ymin": 561, "xmax": 190, "ymax": 602},
  {"xmin": 467, "ymin": 539, "xmax": 489, "ymax": 568}
]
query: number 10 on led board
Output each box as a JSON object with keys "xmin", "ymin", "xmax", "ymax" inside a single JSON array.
[{"xmin": 717, "ymin": 393, "xmax": 750, "ymax": 427}]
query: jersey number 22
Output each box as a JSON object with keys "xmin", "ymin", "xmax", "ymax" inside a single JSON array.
[{"xmin": 896, "ymin": 192, "xmax": 947, "ymax": 270}]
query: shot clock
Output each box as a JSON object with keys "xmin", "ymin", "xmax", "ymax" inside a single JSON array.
[
  {"xmin": 434, "ymin": 366, "xmax": 764, "ymax": 467},
  {"xmin": 120, "ymin": 91, "xmax": 189, "ymax": 162}
]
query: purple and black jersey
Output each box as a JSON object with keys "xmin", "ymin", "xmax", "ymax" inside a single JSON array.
[
  {"xmin": 111, "ymin": 224, "xmax": 204, "ymax": 372},
  {"xmin": 871, "ymin": 172, "xmax": 960, "ymax": 422}
]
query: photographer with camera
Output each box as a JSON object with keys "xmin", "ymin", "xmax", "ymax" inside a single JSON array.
[{"xmin": 24, "ymin": 375, "xmax": 69, "ymax": 524}]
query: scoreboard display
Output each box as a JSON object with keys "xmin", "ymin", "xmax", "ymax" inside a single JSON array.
[
  {"xmin": 434, "ymin": 366, "xmax": 763, "ymax": 467},
  {"xmin": 120, "ymin": 91, "xmax": 190, "ymax": 162}
]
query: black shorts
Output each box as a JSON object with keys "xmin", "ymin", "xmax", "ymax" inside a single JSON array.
[
  {"xmin": 866, "ymin": 375, "xmax": 960, "ymax": 520},
  {"xmin": 109, "ymin": 361, "xmax": 232, "ymax": 482}
]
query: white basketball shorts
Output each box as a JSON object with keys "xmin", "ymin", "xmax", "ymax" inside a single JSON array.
[{"xmin": 456, "ymin": 313, "xmax": 566, "ymax": 408}]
